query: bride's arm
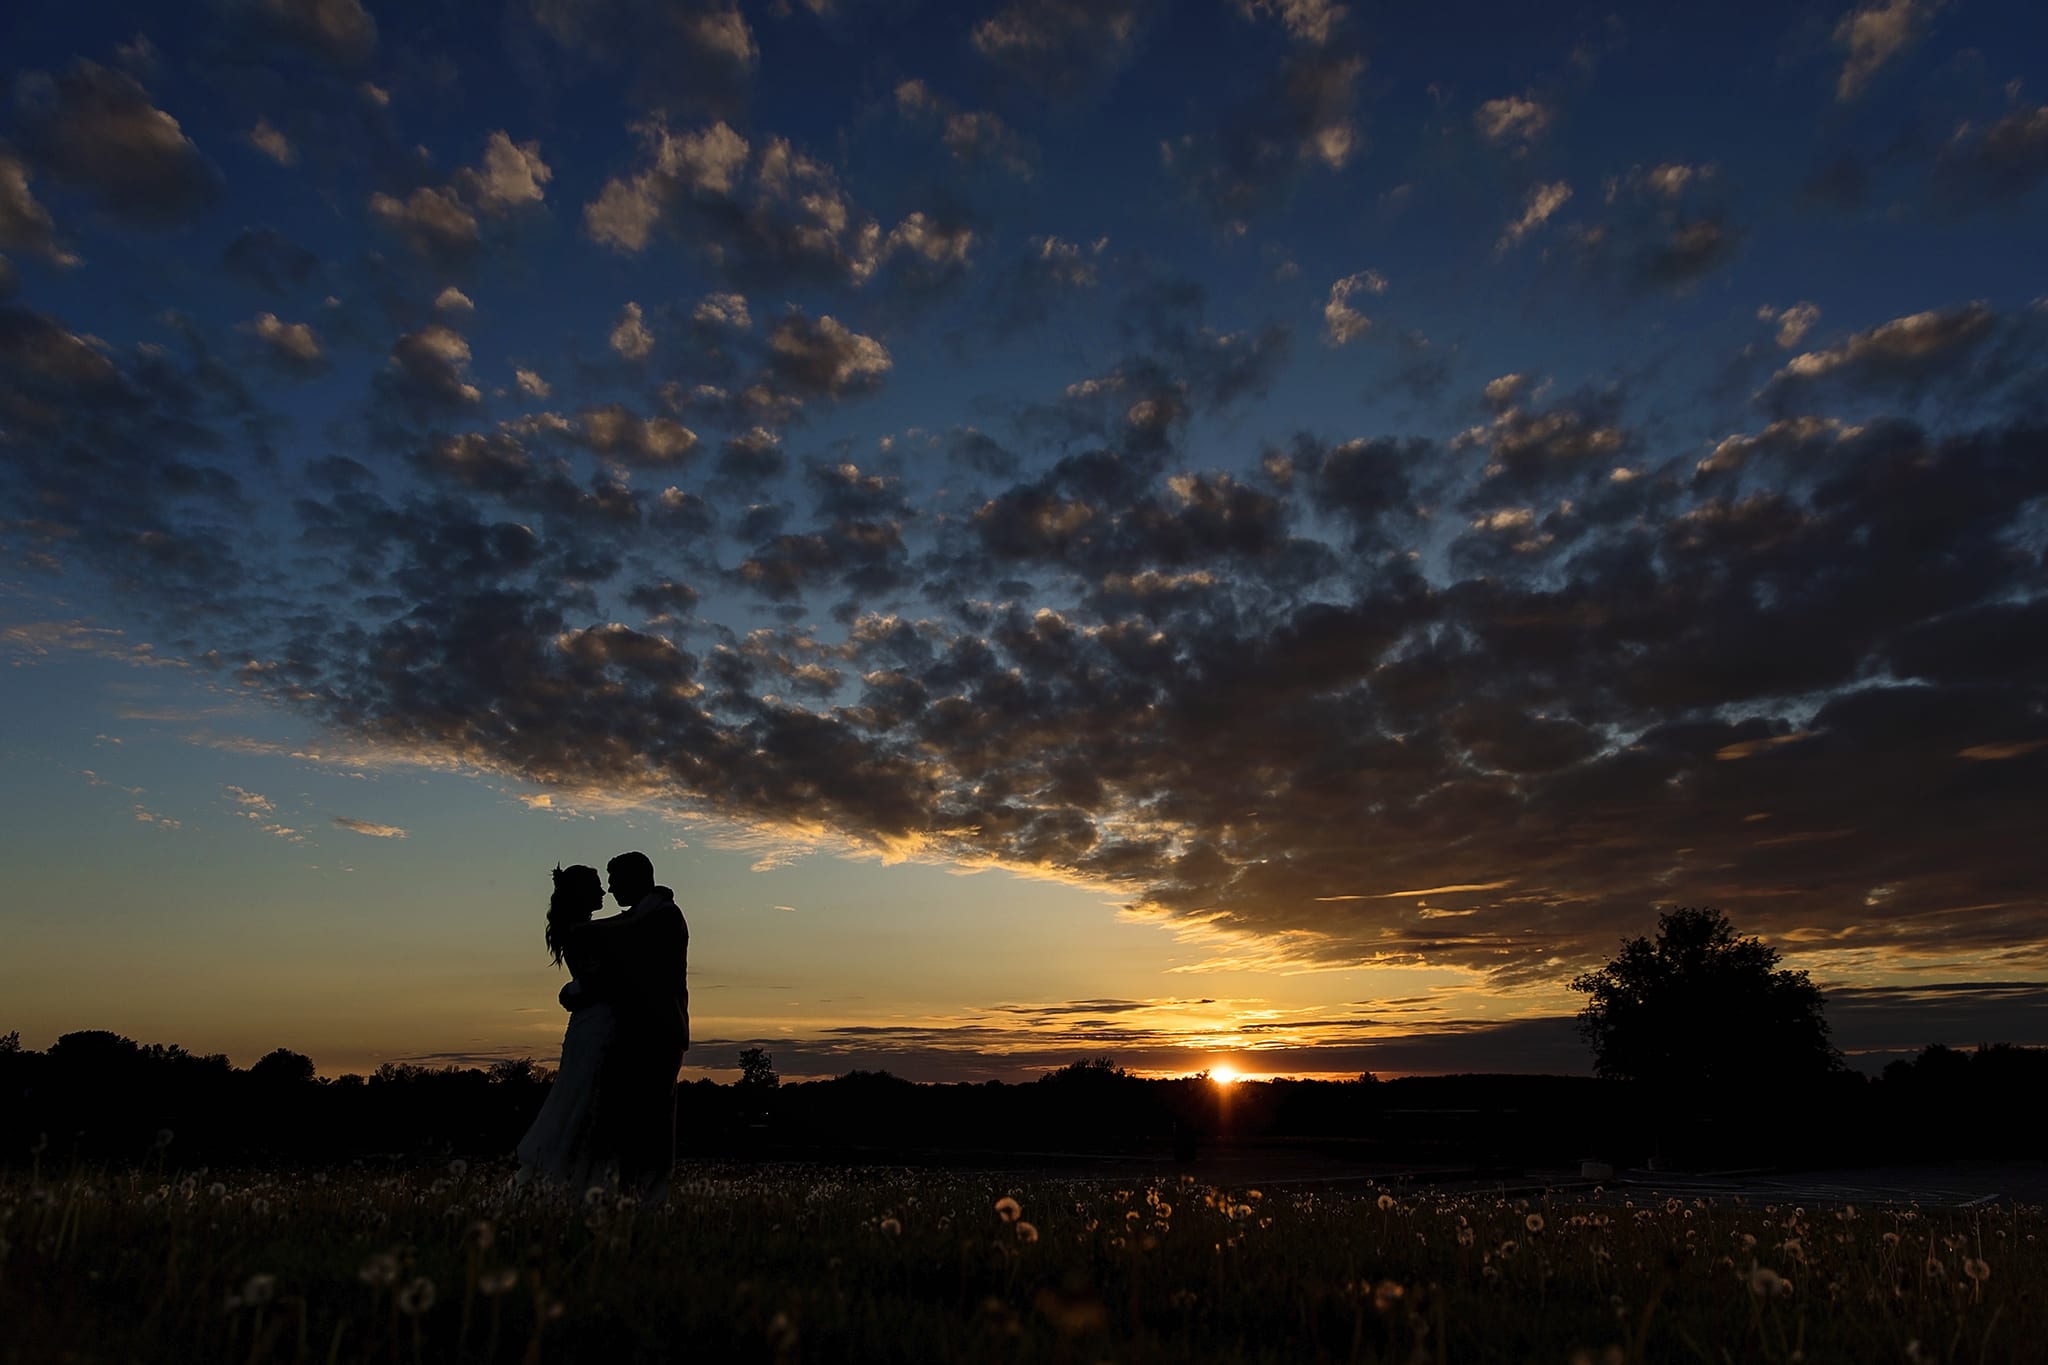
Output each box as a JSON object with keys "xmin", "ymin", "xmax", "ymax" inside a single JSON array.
[{"xmin": 557, "ymin": 928, "xmax": 616, "ymax": 1011}]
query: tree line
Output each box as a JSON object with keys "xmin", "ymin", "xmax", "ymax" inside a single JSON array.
[{"xmin": 1, "ymin": 1028, "xmax": 2038, "ymax": 1172}]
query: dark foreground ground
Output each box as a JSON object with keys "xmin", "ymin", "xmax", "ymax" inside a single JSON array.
[{"xmin": 4, "ymin": 1153, "xmax": 2038, "ymax": 1365}]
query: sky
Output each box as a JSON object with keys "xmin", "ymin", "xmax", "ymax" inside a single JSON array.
[{"xmin": 2, "ymin": 0, "xmax": 2045, "ymax": 1082}]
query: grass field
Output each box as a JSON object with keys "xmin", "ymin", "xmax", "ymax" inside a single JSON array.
[{"xmin": 1, "ymin": 1161, "xmax": 2036, "ymax": 1363}]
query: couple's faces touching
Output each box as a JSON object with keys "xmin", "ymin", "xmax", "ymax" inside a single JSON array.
[{"xmin": 605, "ymin": 861, "xmax": 653, "ymax": 910}]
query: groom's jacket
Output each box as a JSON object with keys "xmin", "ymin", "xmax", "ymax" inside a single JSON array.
[{"xmin": 574, "ymin": 887, "xmax": 690, "ymax": 1053}]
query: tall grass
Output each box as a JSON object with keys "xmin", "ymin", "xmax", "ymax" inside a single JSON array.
[{"xmin": 1, "ymin": 1162, "xmax": 2035, "ymax": 1363}]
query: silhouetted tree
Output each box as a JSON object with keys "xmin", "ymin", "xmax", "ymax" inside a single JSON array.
[
  {"xmin": 1571, "ymin": 906, "xmax": 1840, "ymax": 1095},
  {"xmin": 0, "ymin": 1031, "xmax": 18, "ymax": 1053},
  {"xmin": 737, "ymin": 1047, "xmax": 779, "ymax": 1091},
  {"xmin": 249, "ymin": 1048, "xmax": 315, "ymax": 1086}
]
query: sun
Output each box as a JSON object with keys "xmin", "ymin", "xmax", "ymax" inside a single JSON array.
[{"xmin": 1211, "ymin": 1065, "xmax": 1240, "ymax": 1085}]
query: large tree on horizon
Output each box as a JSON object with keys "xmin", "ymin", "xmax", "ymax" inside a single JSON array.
[{"xmin": 1570, "ymin": 906, "xmax": 1841, "ymax": 1093}]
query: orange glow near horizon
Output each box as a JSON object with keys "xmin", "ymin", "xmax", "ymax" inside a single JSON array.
[{"xmin": 1210, "ymin": 1064, "xmax": 1240, "ymax": 1085}]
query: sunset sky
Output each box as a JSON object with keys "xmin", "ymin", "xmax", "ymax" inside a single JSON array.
[{"xmin": 3, "ymin": 0, "xmax": 2045, "ymax": 1081}]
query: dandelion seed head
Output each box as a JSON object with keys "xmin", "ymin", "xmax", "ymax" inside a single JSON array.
[
  {"xmin": 1526, "ymin": 1213, "xmax": 1544, "ymax": 1233},
  {"xmin": 479, "ymin": 1267, "xmax": 518, "ymax": 1295},
  {"xmin": 995, "ymin": 1196, "xmax": 1021, "ymax": 1222},
  {"xmin": 396, "ymin": 1276, "xmax": 436, "ymax": 1315},
  {"xmin": 241, "ymin": 1273, "xmax": 275, "ymax": 1305},
  {"xmin": 1377, "ymin": 1194, "xmax": 1396, "ymax": 1211},
  {"xmin": 1964, "ymin": 1257, "xmax": 1990, "ymax": 1282},
  {"xmin": 448, "ymin": 1159, "xmax": 469, "ymax": 1178},
  {"xmin": 1016, "ymin": 1221, "xmax": 1039, "ymax": 1243},
  {"xmin": 879, "ymin": 1216, "xmax": 901, "ymax": 1236},
  {"xmin": 359, "ymin": 1252, "xmax": 399, "ymax": 1287}
]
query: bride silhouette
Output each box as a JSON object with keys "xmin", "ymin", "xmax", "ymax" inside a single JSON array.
[{"xmin": 514, "ymin": 866, "xmax": 620, "ymax": 1189}]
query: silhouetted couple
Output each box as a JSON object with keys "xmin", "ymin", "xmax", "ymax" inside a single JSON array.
[{"xmin": 515, "ymin": 852, "xmax": 689, "ymax": 1198}]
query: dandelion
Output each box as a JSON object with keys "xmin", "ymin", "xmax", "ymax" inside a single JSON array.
[
  {"xmin": 153, "ymin": 1128, "xmax": 174, "ymax": 1150},
  {"xmin": 241, "ymin": 1274, "xmax": 276, "ymax": 1306},
  {"xmin": 396, "ymin": 1277, "xmax": 436, "ymax": 1315},
  {"xmin": 1964, "ymin": 1257, "xmax": 1990, "ymax": 1283},
  {"xmin": 995, "ymin": 1196, "xmax": 1021, "ymax": 1223},
  {"xmin": 208, "ymin": 1182, "xmax": 226, "ymax": 1197},
  {"xmin": 359, "ymin": 1252, "xmax": 399, "ymax": 1287},
  {"xmin": 1372, "ymin": 1280, "xmax": 1404, "ymax": 1312},
  {"xmin": 879, "ymin": 1217, "xmax": 901, "ymax": 1237},
  {"xmin": 448, "ymin": 1158, "xmax": 469, "ymax": 1178},
  {"xmin": 585, "ymin": 1185, "xmax": 609, "ymax": 1207},
  {"xmin": 1748, "ymin": 1264, "xmax": 1791, "ymax": 1297},
  {"xmin": 479, "ymin": 1268, "xmax": 518, "ymax": 1296},
  {"xmin": 1016, "ymin": 1221, "xmax": 1039, "ymax": 1243},
  {"xmin": 1498, "ymin": 1239, "xmax": 1518, "ymax": 1258},
  {"xmin": 1156, "ymin": 1202, "xmax": 1173, "ymax": 1219},
  {"xmin": 1457, "ymin": 1226, "xmax": 1475, "ymax": 1248},
  {"xmin": 1377, "ymin": 1194, "xmax": 1396, "ymax": 1211},
  {"xmin": 1526, "ymin": 1213, "xmax": 1545, "ymax": 1233},
  {"xmin": 250, "ymin": 1197, "xmax": 270, "ymax": 1216},
  {"xmin": 1882, "ymin": 1232, "xmax": 1900, "ymax": 1247}
]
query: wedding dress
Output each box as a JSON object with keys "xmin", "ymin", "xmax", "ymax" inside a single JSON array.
[{"xmin": 513, "ymin": 980, "xmax": 620, "ymax": 1190}]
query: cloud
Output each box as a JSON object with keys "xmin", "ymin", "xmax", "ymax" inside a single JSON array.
[
  {"xmin": 583, "ymin": 118, "xmax": 950, "ymax": 292},
  {"xmin": 221, "ymin": 227, "xmax": 317, "ymax": 293},
  {"xmin": 1567, "ymin": 164, "xmax": 1739, "ymax": 292},
  {"xmin": 692, "ymin": 292, "xmax": 751, "ymax": 329},
  {"xmin": 1473, "ymin": 94, "xmax": 1553, "ymax": 149},
  {"xmin": 12, "ymin": 62, "xmax": 222, "ymax": 228},
  {"xmin": 1493, "ymin": 180, "xmax": 1571, "ymax": 256},
  {"xmin": 514, "ymin": 367, "xmax": 551, "ymax": 398},
  {"xmin": 231, "ymin": 0, "xmax": 379, "ymax": 66},
  {"xmin": 609, "ymin": 300, "xmax": 655, "ymax": 360},
  {"xmin": 970, "ymin": 0, "xmax": 1150, "ymax": 98},
  {"xmin": 525, "ymin": 0, "xmax": 758, "ymax": 117},
  {"xmin": 1934, "ymin": 103, "xmax": 2048, "ymax": 211},
  {"xmin": 333, "ymin": 816, "xmax": 407, "ymax": 838},
  {"xmin": 1321, "ymin": 270, "xmax": 1384, "ymax": 346},
  {"xmin": 893, "ymin": 80, "xmax": 1033, "ymax": 179},
  {"xmin": 1231, "ymin": 0, "xmax": 1348, "ymax": 46},
  {"xmin": 241, "ymin": 312, "xmax": 326, "ymax": 372},
  {"xmin": 0, "ymin": 146, "xmax": 77, "ymax": 266},
  {"xmin": 369, "ymin": 131, "xmax": 552, "ymax": 265},
  {"xmin": 578, "ymin": 403, "xmax": 699, "ymax": 465},
  {"xmin": 1834, "ymin": 0, "xmax": 1937, "ymax": 103},
  {"xmin": 1757, "ymin": 301, "xmax": 1998, "ymax": 406},
  {"xmin": 381, "ymin": 323, "xmax": 482, "ymax": 412},
  {"xmin": 765, "ymin": 312, "xmax": 892, "ymax": 397},
  {"xmin": 368, "ymin": 187, "xmax": 479, "ymax": 263},
  {"xmin": 1758, "ymin": 302, "xmax": 1822, "ymax": 349},
  {"xmin": 434, "ymin": 286, "xmax": 475, "ymax": 313},
  {"xmin": 248, "ymin": 117, "xmax": 296, "ymax": 166},
  {"xmin": 1164, "ymin": 48, "xmax": 1363, "ymax": 223},
  {"xmin": 457, "ymin": 132, "xmax": 552, "ymax": 211}
]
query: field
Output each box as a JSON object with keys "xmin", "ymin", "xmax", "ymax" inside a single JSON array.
[{"xmin": 1, "ymin": 1161, "xmax": 2037, "ymax": 1364}]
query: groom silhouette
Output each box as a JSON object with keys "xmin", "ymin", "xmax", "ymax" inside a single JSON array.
[{"xmin": 560, "ymin": 851, "xmax": 689, "ymax": 1194}]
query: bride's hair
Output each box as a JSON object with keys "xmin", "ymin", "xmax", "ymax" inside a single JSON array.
[{"xmin": 546, "ymin": 864, "xmax": 602, "ymax": 966}]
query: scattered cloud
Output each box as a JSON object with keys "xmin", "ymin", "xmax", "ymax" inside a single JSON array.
[
  {"xmin": 1321, "ymin": 269, "xmax": 1384, "ymax": 345},
  {"xmin": 333, "ymin": 816, "xmax": 408, "ymax": 839},
  {"xmin": 248, "ymin": 116, "xmax": 296, "ymax": 166},
  {"xmin": 1834, "ymin": 0, "xmax": 1937, "ymax": 103},
  {"xmin": 1494, "ymin": 180, "xmax": 1571, "ymax": 256}
]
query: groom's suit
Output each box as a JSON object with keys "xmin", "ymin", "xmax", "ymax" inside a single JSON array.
[{"xmin": 564, "ymin": 887, "xmax": 688, "ymax": 1192}]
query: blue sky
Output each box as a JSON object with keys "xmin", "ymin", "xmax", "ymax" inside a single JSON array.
[{"xmin": 3, "ymin": 0, "xmax": 2046, "ymax": 1079}]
